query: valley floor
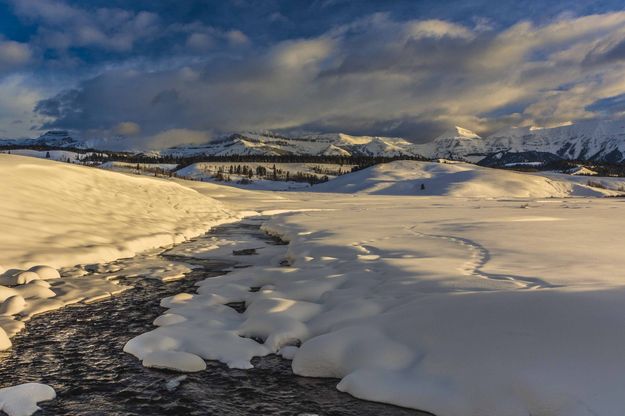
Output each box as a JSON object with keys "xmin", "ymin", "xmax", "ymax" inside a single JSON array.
[{"xmin": 2, "ymin": 155, "xmax": 625, "ymax": 415}]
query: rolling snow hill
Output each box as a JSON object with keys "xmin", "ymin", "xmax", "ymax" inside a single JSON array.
[
  {"xmin": 309, "ymin": 160, "xmax": 618, "ymax": 198},
  {"xmin": 0, "ymin": 154, "xmax": 236, "ymax": 270}
]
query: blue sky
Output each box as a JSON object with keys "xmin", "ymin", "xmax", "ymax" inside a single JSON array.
[{"xmin": 2, "ymin": 0, "xmax": 625, "ymax": 147}]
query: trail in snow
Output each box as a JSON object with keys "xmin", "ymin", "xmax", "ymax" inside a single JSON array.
[{"xmin": 408, "ymin": 226, "xmax": 556, "ymax": 289}]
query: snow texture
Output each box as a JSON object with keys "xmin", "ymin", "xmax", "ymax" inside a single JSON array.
[
  {"xmin": 0, "ymin": 154, "xmax": 237, "ymax": 271},
  {"xmin": 310, "ymin": 160, "xmax": 619, "ymax": 197},
  {"xmin": 126, "ymin": 160, "xmax": 625, "ymax": 416},
  {"xmin": 0, "ymin": 383, "xmax": 55, "ymax": 416}
]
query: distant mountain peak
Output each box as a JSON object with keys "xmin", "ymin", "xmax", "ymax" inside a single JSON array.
[{"xmin": 435, "ymin": 126, "xmax": 481, "ymax": 140}]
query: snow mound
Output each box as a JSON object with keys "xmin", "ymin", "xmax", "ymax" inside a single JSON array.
[
  {"xmin": 310, "ymin": 160, "xmax": 616, "ymax": 198},
  {"xmin": 0, "ymin": 383, "xmax": 55, "ymax": 416},
  {"xmin": 0, "ymin": 327, "xmax": 10, "ymax": 350},
  {"xmin": 0, "ymin": 154, "xmax": 237, "ymax": 270},
  {"xmin": 142, "ymin": 351, "xmax": 207, "ymax": 372}
]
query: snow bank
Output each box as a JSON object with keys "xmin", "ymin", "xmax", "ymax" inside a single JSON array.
[
  {"xmin": 0, "ymin": 154, "xmax": 237, "ymax": 270},
  {"xmin": 0, "ymin": 383, "xmax": 55, "ymax": 416},
  {"xmin": 310, "ymin": 160, "xmax": 618, "ymax": 197}
]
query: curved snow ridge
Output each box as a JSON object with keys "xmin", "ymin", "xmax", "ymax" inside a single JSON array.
[{"xmin": 408, "ymin": 227, "xmax": 556, "ymax": 289}]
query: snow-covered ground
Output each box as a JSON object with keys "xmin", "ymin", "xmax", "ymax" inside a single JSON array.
[
  {"xmin": 0, "ymin": 154, "xmax": 236, "ymax": 271},
  {"xmin": 309, "ymin": 160, "xmax": 620, "ymax": 197},
  {"xmin": 541, "ymin": 171, "xmax": 625, "ymax": 192},
  {"xmin": 4, "ymin": 155, "xmax": 625, "ymax": 415},
  {"xmin": 0, "ymin": 149, "xmax": 90, "ymax": 163},
  {"xmin": 0, "ymin": 154, "xmax": 241, "ymax": 414},
  {"xmin": 121, "ymin": 161, "xmax": 625, "ymax": 416}
]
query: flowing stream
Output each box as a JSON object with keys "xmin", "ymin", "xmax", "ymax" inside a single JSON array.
[{"xmin": 0, "ymin": 222, "xmax": 429, "ymax": 415}]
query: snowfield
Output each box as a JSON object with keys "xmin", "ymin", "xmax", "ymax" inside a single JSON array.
[
  {"xmin": 4, "ymin": 153, "xmax": 625, "ymax": 415},
  {"xmin": 310, "ymin": 160, "xmax": 620, "ymax": 197},
  {"xmin": 122, "ymin": 160, "xmax": 625, "ymax": 416}
]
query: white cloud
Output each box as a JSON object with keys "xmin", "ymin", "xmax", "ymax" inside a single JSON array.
[
  {"xmin": 405, "ymin": 20, "xmax": 474, "ymax": 40},
  {"xmin": 0, "ymin": 39, "xmax": 31, "ymax": 73},
  {"xmin": 0, "ymin": 75, "xmax": 48, "ymax": 137},
  {"xmin": 226, "ymin": 30, "xmax": 249, "ymax": 46}
]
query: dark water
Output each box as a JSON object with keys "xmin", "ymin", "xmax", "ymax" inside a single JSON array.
[{"xmin": 0, "ymin": 223, "xmax": 430, "ymax": 416}]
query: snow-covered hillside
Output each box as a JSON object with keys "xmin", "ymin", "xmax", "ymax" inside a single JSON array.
[
  {"xmin": 0, "ymin": 131, "xmax": 81, "ymax": 148},
  {"xmin": 0, "ymin": 149, "xmax": 90, "ymax": 163},
  {"xmin": 413, "ymin": 126, "xmax": 483, "ymax": 161},
  {"xmin": 310, "ymin": 160, "xmax": 617, "ymax": 197},
  {"xmin": 0, "ymin": 154, "xmax": 236, "ymax": 270},
  {"xmin": 161, "ymin": 132, "xmax": 422, "ymax": 158},
  {"xmin": 123, "ymin": 177, "xmax": 625, "ymax": 416},
  {"xmin": 9, "ymin": 119, "xmax": 625, "ymax": 166},
  {"xmin": 419, "ymin": 119, "xmax": 625, "ymax": 164}
]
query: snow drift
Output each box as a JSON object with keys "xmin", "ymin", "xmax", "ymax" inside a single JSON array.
[
  {"xmin": 0, "ymin": 154, "xmax": 237, "ymax": 270},
  {"xmin": 310, "ymin": 160, "xmax": 616, "ymax": 197}
]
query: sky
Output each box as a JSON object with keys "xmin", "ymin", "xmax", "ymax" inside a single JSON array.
[{"xmin": 2, "ymin": 0, "xmax": 625, "ymax": 148}]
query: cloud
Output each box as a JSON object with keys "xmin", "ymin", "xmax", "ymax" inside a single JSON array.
[
  {"xmin": 114, "ymin": 121, "xmax": 141, "ymax": 136},
  {"xmin": 32, "ymin": 11, "xmax": 625, "ymax": 147},
  {"xmin": 226, "ymin": 30, "xmax": 249, "ymax": 46},
  {"xmin": 0, "ymin": 75, "xmax": 48, "ymax": 138},
  {"xmin": 139, "ymin": 128, "xmax": 213, "ymax": 149},
  {"xmin": 0, "ymin": 39, "xmax": 31, "ymax": 74},
  {"xmin": 10, "ymin": 0, "xmax": 161, "ymax": 52},
  {"xmin": 186, "ymin": 32, "xmax": 215, "ymax": 52}
]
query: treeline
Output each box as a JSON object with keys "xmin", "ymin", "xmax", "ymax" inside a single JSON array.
[
  {"xmin": 500, "ymin": 159, "xmax": 625, "ymax": 176},
  {"xmin": 82, "ymin": 153, "xmax": 428, "ymax": 169},
  {"xmin": 192, "ymin": 164, "xmax": 331, "ymax": 185}
]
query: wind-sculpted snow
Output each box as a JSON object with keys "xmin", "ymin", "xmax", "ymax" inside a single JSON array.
[
  {"xmin": 0, "ymin": 154, "xmax": 238, "ymax": 270},
  {"xmin": 310, "ymin": 160, "xmax": 618, "ymax": 197},
  {"xmin": 125, "ymin": 186, "xmax": 625, "ymax": 415}
]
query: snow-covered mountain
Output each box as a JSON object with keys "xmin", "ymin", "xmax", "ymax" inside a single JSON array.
[
  {"xmin": 413, "ymin": 126, "xmax": 483, "ymax": 161},
  {"xmin": 160, "ymin": 132, "xmax": 423, "ymax": 158},
  {"xmin": 0, "ymin": 130, "xmax": 129, "ymax": 151},
  {"xmin": 1, "ymin": 131, "xmax": 82, "ymax": 148},
  {"xmin": 7, "ymin": 119, "xmax": 625, "ymax": 164},
  {"xmin": 421, "ymin": 120, "xmax": 625, "ymax": 165}
]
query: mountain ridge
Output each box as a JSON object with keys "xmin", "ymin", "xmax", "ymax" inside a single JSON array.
[{"xmin": 5, "ymin": 119, "xmax": 625, "ymax": 163}]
